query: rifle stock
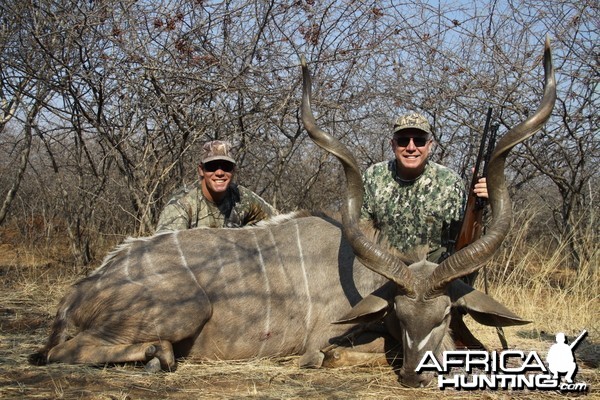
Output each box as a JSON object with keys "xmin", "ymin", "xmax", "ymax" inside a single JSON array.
[{"xmin": 455, "ymin": 193, "xmax": 485, "ymax": 251}]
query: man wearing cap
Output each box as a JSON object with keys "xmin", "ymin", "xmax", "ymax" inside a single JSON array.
[
  {"xmin": 361, "ymin": 112, "xmax": 488, "ymax": 262},
  {"xmin": 156, "ymin": 140, "xmax": 277, "ymax": 232}
]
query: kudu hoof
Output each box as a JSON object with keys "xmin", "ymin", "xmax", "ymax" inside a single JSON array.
[
  {"xmin": 298, "ymin": 350, "xmax": 325, "ymax": 368},
  {"xmin": 143, "ymin": 341, "xmax": 176, "ymax": 372},
  {"xmin": 144, "ymin": 357, "xmax": 162, "ymax": 373}
]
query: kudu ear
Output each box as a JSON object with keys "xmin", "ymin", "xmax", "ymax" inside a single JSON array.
[
  {"xmin": 448, "ymin": 280, "xmax": 531, "ymax": 327},
  {"xmin": 332, "ymin": 283, "xmax": 395, "ymax": 325}
]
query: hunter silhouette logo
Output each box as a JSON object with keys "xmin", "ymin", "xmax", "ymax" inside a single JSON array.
[
  {"xmin": 416, "ymin": 330, "xmax": 589, "ymax": 392},
  {"xmin": 546, "ymin": 330, "xmax": 587, "ymax": 384}
]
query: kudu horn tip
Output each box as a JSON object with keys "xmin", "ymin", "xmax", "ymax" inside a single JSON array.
[
  {"xmin": 544, "ymin": 36, "xmax": 552, "ymax": 65},
  {"xmin": 544, "ymin": 35, "xmax": 551, "ymax": 50}
]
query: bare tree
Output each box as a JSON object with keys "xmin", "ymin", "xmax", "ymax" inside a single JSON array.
[{"xmin": 0, "ymin": 0, "xmax": 596, "ymax": 272}]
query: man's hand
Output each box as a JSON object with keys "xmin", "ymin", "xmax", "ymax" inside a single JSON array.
[{"xmin": 473, "ymin": 177, "xmax": 488, "ymax": 199}]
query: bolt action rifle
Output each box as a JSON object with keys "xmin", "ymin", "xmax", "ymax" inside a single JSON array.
[
  {"xmin": 443, "ymin": 107, "xmax": 498, "ymax": 265},
  {"xmin": 453, "ymin": 107, "xmax": 498, "ymax": 270},
  {"xmin": 447, "ymin": 107, "xmax": 505, "ymax": 347}
]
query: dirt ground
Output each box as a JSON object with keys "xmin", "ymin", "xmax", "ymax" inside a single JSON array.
[{"xmin": 0, "ymin": 259, "xmax": 598, "ymax": 399}]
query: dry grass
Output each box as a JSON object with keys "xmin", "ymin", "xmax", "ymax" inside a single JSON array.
[
  {"xmin": 0, "ymin": 217, "xmax": 598, "ymax": 399},
  {"xmin": 483, "ymin": 210, "xmax": 599, "ymax": 340}
]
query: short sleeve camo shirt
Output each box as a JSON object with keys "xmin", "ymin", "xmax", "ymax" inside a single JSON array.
[
  {"xmin": 361, "ymin": 160, "xmax": 465, "ymax": 260},
  {"xmin": 155, "ymin": 181, "xmax": 277, "ymax": 232}
]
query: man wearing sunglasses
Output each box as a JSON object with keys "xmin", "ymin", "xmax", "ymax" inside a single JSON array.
[
  {"xmin": 361, "ymin": 112, "xmax": 488, "ymax": 262},
  {"xmin": 156, "ymin": 140, "xmax": 276, "ymax": 232}
]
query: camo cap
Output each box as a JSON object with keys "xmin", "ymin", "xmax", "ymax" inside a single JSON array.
[
  {"xmin": 393, "ymin": 112, "xmax": 433, "ymax": 137},
  {"xmin": 201, "ymin": 140, "xmax": 236, "ymax": 164}
]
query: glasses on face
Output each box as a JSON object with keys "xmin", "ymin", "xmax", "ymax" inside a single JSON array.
[
  {"xmin": 203, "ymin": 161, "xmax": 235, "ymax": 173},
  {"xmin": 394, "ymin": 136, "xmax": 430, "ymax": 147}
]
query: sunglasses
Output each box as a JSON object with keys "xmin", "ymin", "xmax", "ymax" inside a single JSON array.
[
  {"xmin": 203, "ymin": 161, "xmax": 235, "ymax": 173},
  {"xmin": 394, "ymin": 136, "xmax": 430, "ymax": 147}
]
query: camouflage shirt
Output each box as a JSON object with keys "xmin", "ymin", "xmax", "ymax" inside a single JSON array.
[
  {"xmin": 361, "ymin": 159, "xmax": 465, "ymax": 261},
  {"xmin": 156, "ymin": 181, "xmax": 277, "ymax": 232}
]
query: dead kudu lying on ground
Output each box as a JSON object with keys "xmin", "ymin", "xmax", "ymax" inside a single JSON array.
[{"xmin": 30, "ymin": 40, "xmax": 555, "ymax": 388}]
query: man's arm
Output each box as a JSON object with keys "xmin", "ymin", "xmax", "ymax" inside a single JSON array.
[
  {"xmin": 155, "ymin": 197, "xmax": 191, "ymax": 233},
  {"xmin": 237, "ymin": 186, "xmax": 277, "ymax": 226}
]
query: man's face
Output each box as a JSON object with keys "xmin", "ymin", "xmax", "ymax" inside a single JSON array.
[
  {"xmin": 199, "ymin": 160, "xmax": 235, "ymax": 201},
  {"xmin": 391, "ymin": 129, "xmax": 432, "ymax": 179}
]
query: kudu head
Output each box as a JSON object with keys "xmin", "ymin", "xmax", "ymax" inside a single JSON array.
[{"xmin": 300, "ymin": 38, "xmax": 556, "ymax": 387}]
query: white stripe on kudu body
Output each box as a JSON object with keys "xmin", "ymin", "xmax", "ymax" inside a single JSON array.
[
  {"xmin": 252, "ymin": 230, "xmax": 272, "ymax": 357},
  {"xmin": 294, "ymin": 220, "xmax": 313, "ymax": 350},
  {"xmin": 266, "ymin": 228, "xmax": 291, "ymax": 350},
  {"xmin": 173, "ymin": 231, "xmax": 202, "ymax": 290}
]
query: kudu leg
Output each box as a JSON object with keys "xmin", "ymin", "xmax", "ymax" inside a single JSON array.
[
  {"xmin": 322, "ymin": 349, "xmax": 390, "ymax": 368},
  {"xmin": 300, "ymin": 347, "xmax": 390, "ymax": 369},
  {"xmin": 145, "ymin": 340, "xmax": 176, "ymax": 372},
  {"xmin": 301, "ymin": 331, "xmax": 401, "ymax": 369},
  {"xmin": 47, "ymin": 332, "xmax": 176, "ymax": 369},
  {"xmin": 324, "ymin": 334, "xmax": 403, "ymax": 368}
]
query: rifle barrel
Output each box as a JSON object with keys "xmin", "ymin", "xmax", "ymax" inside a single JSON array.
[{"xmin": 470, "ymin": 107, "xmax": 493, "ymax": 190}]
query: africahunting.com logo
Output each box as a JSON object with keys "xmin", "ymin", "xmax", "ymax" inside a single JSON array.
[{"xmin": 416, "ymin": 330, "xmax": 589, "ymax": 392}]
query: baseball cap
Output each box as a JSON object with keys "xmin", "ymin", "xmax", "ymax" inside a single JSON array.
[
  {"xmin": 393, "ymin": 112, "xmax": 433, "ymax": 137},
  {"xmin": 201, "ymin": 140, "xmax": 236, "ymax": 164}
]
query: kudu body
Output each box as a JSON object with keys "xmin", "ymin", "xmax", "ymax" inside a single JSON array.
[
  {"xmin": 31, "ymin": 213, "xmax": 393, "ymax": 368},
  {"xmin": 31, "ymin": 40, "xmax": 555, "ymax": 388}
]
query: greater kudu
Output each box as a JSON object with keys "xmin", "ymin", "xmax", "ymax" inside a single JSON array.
[{"xmin": 30, "ymin": 39, "xmax": 555, "ymax": 388}]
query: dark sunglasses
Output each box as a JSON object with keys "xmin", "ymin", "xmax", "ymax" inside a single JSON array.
[
  {"xmin": 394, "ymin": 136, "xmax": 430, "ymax": 147},
  {"xmin": 203, "ymin": 161, "xmax": 235, "ymax": 173}
]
